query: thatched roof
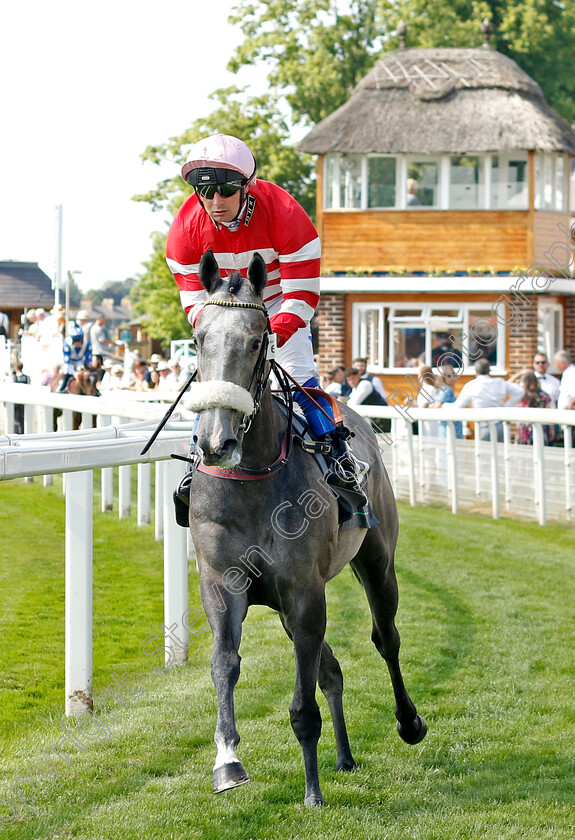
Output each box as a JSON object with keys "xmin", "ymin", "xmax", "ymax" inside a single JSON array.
[
  {"xmin": 0, "ymin": 262, "xmax": 55, "ymax": 309},
  {"xmin": 299, "ymin": 46, "xmax": 575, "ymax": 155}
]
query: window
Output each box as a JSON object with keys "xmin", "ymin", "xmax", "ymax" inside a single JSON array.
[
  {"xmin": 368, "ymin": 157, "xmax": 396, "ymax": 208},
  {"xmin": 449, "ymin": 155, "xmax": 481, "ymax": 209},
  {"xmin": 352, "ymin": 302, "xmax": 505, "ymax": 373},
  {"xmin": 355, "ymin": 304, "xmax": 386, "ymax": 367},
  {"xmin": 537, "ymin": 301, "xmax": 563, "ymax": 365},
  {"xmin": 407, "ymin": 160, "xmax": 439, "ymax": 207},
  {"xmin": 491, "ymin": 154, "xmax": 529, "ymax": 209},
  {"xmin": 555, "ymin": 155, "xmax": 566, "ymax": 212},
  {"xmin": 325, "ymin": 155, "xmax": 362, "ymax": 209}
]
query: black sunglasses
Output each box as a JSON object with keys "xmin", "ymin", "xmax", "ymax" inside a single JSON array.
[{"xmin": 197, "ymin": 182, "xmax": 244, "ymax": 200}]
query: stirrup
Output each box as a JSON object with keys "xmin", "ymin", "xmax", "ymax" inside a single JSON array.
[{"xmin": 326, "ymin": 441, "xmax": 369, "ymax": 503}]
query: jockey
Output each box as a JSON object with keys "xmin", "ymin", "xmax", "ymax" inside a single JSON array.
[
  {"xmin": 166, "ymin": 134, "xmax": 365, "ymax": 522},
  {"xmin": 166, "ymin": 133, "xmax": 338, "ymax": 437},
  {"xmin": 58, "ymin": 327, "xmax": 92, "ymax": 392}
]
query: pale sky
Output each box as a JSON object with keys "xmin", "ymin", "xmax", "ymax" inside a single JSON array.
[{"xmin": 0, "ymin": 0, "xmax": 268, "ymax": 293}]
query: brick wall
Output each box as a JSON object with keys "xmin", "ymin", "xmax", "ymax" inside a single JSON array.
[
  {"xmin": 507, "ymin": 292, "xmax": 538, "ymax": 373},
  {"xmin": 564, "ymin": 296, "xmax": 575, "ymax": 353},
  {"xmin": 317, "ymin": 294, "xmax": 345, "ymax": 373}
]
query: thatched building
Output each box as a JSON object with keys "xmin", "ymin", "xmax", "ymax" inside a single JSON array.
[{"xmin": 299, "ymin": 24, "xmax": 575, "ymax": 386}]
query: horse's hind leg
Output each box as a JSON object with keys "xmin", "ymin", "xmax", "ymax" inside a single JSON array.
[
  {"xmin": 200, "ymin": 576, "xmax": 250, "ymax": 794},
  {"xmin": 279, "ymin": 616, "xmax": 356, "ymax": 772},
  {"xmin": 318, "ymin": 641, "xmax": 356, "ymax": 771},
  {"xmin": 351, "ymin": 530, "xmax": 427, "ymax": 745}
]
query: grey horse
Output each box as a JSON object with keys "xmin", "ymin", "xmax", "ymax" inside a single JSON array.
[{"xmin": 185, "ymin": 249, "xmax": 427, "ymax": 807}]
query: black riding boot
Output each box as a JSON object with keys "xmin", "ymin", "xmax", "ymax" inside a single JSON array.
[
  {"xmin": 324, "ymin": 431, "xmax": 369, "ymax": 511},
  {"xmin": 173, "ymin": 468, "xmax": 194, "ymax": 527}
]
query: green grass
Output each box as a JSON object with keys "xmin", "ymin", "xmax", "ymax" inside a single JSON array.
[{"xmin": 0, "ymin": 478, "xmax": 574, "ymax": 839}]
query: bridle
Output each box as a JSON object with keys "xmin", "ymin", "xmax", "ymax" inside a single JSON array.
[
  {"xmin": 202, "ymin": 298, "xmax": 274, "ymax": 433},
  {"xmin": 194, "ymin": 297, "xmax": 296, "ymax": 478}
]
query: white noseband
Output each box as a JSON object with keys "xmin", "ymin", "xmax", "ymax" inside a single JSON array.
[{"xmin": 183, "ymin": 380, "xmax": 255, "ymax": 416}]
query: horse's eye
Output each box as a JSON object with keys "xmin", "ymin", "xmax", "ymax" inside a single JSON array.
[{"xmin": 251, "ymin": 338, "xmax": 261, "ymax": 352}]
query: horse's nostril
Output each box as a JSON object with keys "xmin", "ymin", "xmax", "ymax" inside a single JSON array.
[{"xmin": 217, "ymin": 439, "xmax": 237, "ymax": 457}]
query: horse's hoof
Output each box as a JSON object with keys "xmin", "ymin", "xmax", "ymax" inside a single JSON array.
[
  {"xmin": 336, "ymin": 757, "xmax": 357, "ymax": 772},
  {"xmin": 304, "ymin": 793, "xmax": 326, "ymax": 807},
  {"xmin": 397, "ymin": 714, "xmax": 427, "ymax": 745},
  {"xmin": 212, "ymin": 761, "xmax": 250, "ymax": 793}
]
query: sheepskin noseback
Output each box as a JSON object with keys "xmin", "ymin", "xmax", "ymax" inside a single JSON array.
[{"xmin": 183, "ymin": 380, "xmax": 255, "ymax": 416}]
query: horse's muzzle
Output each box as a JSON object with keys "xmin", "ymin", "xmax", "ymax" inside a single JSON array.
[{"xmin": 196, "ymin": 408, "xmax": 243, "ymax": 469}]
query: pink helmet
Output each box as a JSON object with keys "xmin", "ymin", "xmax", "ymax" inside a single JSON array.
[{"xmin": 181, "ymin": 134, "xmax": 257, "ymax": 187}]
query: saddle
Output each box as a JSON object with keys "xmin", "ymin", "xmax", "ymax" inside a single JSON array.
[{"xmin": 273, "ymin": 395, "xmax": 378, "ymax": 531}]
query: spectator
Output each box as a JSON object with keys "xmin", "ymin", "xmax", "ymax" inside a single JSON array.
[
  {"xmin": 167, "ymin": 359, "xmax": 185, "ymax": 389},
  {"xmin": 21, "ymin": 309, "xmax": 37, "ymax": 335},
  {"xmin": 89, "ymin": 315, "xmax": 113, "ymax": 357},
  {"xmin": 12, "ymin": 361, "xmax": 30, "ymax": 434},
  {"xmin": 127, "ymin": 360, "xmax": 151, "ymax": 391},
  {"xmin": 74, "ymin": 309, "xmax": 92, "ymax": 334},
  {"xmin": 453, "ymin": 357, "xmax": 524, "ymax": 442},
  {"xmin": 156, "ymin": 361, "xmax": 174, "ymax": 391},
  {"xmin": 417, "ymin": 366, "xmax": 441, "ymax": 437},
  {"xmin": 325, "ymin": 366, "xmax": 352, "ymax": 400},
  {"xmin": 352, "ymin": 357, "xmax": 387, "ymax": 400},
  {"xmin": 346, "ymin": 366, "xmax": 391, "ymax": 432},
  {"xmin": 432, "ymin": 364, "xmax": 464, "ymax": 439},
  {"xmin": 553, "ymin": 350, "xmax": 575, "ymax": 410},
  {"xmin": 43, "ymin": 304, "xmax": 65, "ymax": 337},
  {"xmin": 515, "ymin": 371, "xmax": 556, "ymax": 446},
  {"xmin": 0, "ymin": 311, "xmax": 9, "ymax": 338},
  {"xmin": 29, "ymin": 308, "xmax": 47, "ymax": 339},
  {"xmin": 99, "ymin": 364, "xmax": 124, "ymax": 391},
  {"xmin": 406, "ymin": 178, "xmax": 421, "ymax": 206},
  {"xmin": 40, "ymin": 364, "xmax": 61, "ymax": 388},
  {"xmin": 531, "ymin": 352, "xmax": 560, "ymax": 408},
  {"xmin": 90, "ymin": 354, "xmax": 106, "ymax": 385}
]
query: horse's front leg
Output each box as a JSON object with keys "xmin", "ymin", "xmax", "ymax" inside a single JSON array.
[
  {"xmin": 200, "ymin": 574, "xmax": 249, "ymax": 794},
  {"xmin": 284, "ymin": 583, "xmax": 327, "ymax": 807}
]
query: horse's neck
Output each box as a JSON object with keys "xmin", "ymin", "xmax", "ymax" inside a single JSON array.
[{"xmin": 240, "ymin": 387, "xmax": 284, "ymax": 470}]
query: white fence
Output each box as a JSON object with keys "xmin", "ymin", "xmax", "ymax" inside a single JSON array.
[
  {"xmin": 0, "ymin": 385, "xmax": 574, "ymax": 718},
  {"xmin": 0, "ymin": 384, "xmax": 194, "ymax": 717}
]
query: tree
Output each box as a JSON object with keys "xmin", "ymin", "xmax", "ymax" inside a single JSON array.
[
  {"xmin": 129, "ymin": 231, "xmax": 191, "ymax": 349},
  {"xmin": 133, "ymin": 0, "xmax": 575, "ymax": 340},
  {"xmin": 228, "ymin": 0, "xmax": 385, "ymax": 126}
]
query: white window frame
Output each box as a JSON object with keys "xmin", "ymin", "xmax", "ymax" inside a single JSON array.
[
  {"xmin": 353, "ymin": 303, "xmax": 386, "ymax": 369},
  {"xmin": 537, "ymin": 301, "xmax": 563, "ymax": 365},
  {"xmin": 324, "ymin": 151, "xmax": 536, "ymax": 212},
  {"xmin": 352, "ymin": 301, "xmax": 507, "ymax": 374}
]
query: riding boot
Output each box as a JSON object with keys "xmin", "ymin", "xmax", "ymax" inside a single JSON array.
[
  {"xmin": 324, "ymin": 434, "xmax": 369, "ymax": 509},
  {"xmin": 173, "ymin": 467, "xmax": 194, "ymax": 527},
  {"xmin": 173, "ymin": 416, "xmax": 200, "ymax": 527},
  {"xmin": 294, "ymin": 377, "xmax": 368, "ymax": 508}
]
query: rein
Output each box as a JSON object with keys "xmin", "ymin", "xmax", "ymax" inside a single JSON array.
[{"xmin": 196, "ymin": 297, "xmax": 296, "ymax": 479}]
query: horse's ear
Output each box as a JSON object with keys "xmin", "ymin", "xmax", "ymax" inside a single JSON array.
[
  {"xmin": 198, "ymin": 250, "xmax": 222, "ymax": 294},
  {"xmin": 247, "ymin": 252, "xmax": 267, "ymax": 297}
]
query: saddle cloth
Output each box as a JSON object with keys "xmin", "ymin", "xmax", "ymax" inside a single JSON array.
[{"xmin": 273, "ymin": 394, "xmax": 379, "ymax": 532}]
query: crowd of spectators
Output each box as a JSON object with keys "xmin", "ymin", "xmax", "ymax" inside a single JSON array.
[{"xmin": 321, "ymin": 350, "xmax": 574, "ymax": 446}]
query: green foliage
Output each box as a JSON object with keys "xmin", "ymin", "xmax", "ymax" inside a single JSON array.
[
  {"xmin": 229, "ymin": 0, "xmax": 384, "ymax": 126},
  {"xmin": 129, "ymin": 230, "xmax": 191, "ymax": 349}
]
